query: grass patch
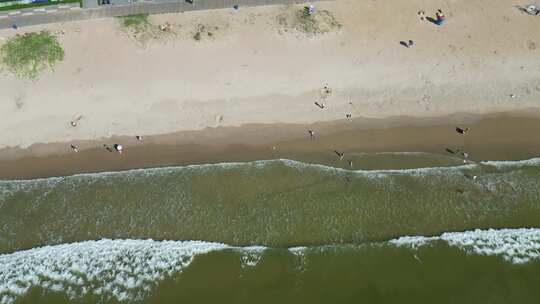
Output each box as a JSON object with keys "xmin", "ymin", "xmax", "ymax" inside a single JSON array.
[
  {"xmin": 119, "ymin": 14, "xmax": 176, "ymax": 46},
  {"xmin": 295, "ymin": 8, "xmax": 341, "ymax": 35},
  {"xmin": 0, "ymin": 31, "xmax": 64, "ymax": 79},
  {"xmin": 295, "ymin": 7, "xmax": 318, "ymax": 33},
  {"xmin": 278, "ymin": 6, "xmax": 342, "ymax": 37},
  {"xmin": 120, "ymin": 14, "xmax": 150, "ymax": 31}
]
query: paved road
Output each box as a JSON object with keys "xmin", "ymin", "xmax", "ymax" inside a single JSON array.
[
  {"xmin": 0, "ymin": 0, "xmax": 326, "ymax": 29},
  {"xmin": 0, "ymin": 3, "xmax": 80, "ymax": 20}
]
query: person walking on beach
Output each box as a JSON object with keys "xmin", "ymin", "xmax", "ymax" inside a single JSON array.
[
  {"xmin": 462, "ymin": 152, "xmax": 470, "ymax": 163},
  {"xmin": 70, "ymin": 145, "xmax": 79, "ymax": 153},
  {"xmin": 136, "ymin": 135, "xmax": 143, "ymax": 142},
  {"xmin": 400, "ymin": 40, "xmax": 415, "ymax": 48},
  {"xmin": 323, "ymin": 84, "xmax": 332, "ymax": 95},
  {"xmin": 70, "ymin": 114, "xmax": 83, "ymax": 127},
  {"xmin": 334, "ymin": 150, "xmax": 344, "ymax": 160},
  {"xmin": 456, "ymin": 127, "xmax": 470, "ymax": 135},
  {"xmin": 308, "ymin": 130, "xmax": 315, "ymax": 140},
  {"xmin": 113, "ymin": 144, "xmax": 124, "ymax": 154}
]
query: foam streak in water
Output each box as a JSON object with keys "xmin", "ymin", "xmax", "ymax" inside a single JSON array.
[{"xmin": 391, "ymin": 228, "xmax": 540, "ymax": 264}]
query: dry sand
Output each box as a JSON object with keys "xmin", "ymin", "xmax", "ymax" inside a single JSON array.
[{"xmin": 0, "ymin": 0, "xmax": 539, "ymax": 170}]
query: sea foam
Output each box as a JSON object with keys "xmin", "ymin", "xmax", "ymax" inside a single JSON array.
[
  {"xmin": 5, "ymin": 156, "xmax": 539, "ymax": 185},
  {"xmin": 1, "ymin": 228, "xmax": 540, "ymax": 303},
  {"xmin": 0, "ymin": 239, "xmax": 228, "ymax": 304},
  {"xmin": 391, "ymin": 228, "xmax": 540, "ymax": 264}
]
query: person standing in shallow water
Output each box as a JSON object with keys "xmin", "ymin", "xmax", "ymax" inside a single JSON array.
[{"xmin": 456, "ymin": 127, "xmax": 469, "ymax": 135}]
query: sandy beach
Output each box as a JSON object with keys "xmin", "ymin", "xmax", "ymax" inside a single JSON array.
[
  {"xmin": 1, "ymin": 0, "xmax": 539, "ymax": 174},
  {"xmin": 1, "ymin": 113, "xmax": 540, "ymax": 179}
]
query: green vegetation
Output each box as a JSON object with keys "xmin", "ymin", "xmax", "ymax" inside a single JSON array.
[
  {"xmin": 277, "ymin": 6, "xmax": 342, "ymax": 37},
  {"xmin": 295, "ymin": 8, "xmax": 341, "ymax": 35},
  {"xmin": 118, "ymin": 14, "xmax": 165, "ymax": 45},
  {"xmin": 295, "ymin": 7, "xmax": 318, "ymax": 33},
  {"xmin": 118, "ymin": 14, "xmax": 176, "ymax": 46},
  {"xmin": 0, "ymin": 31, "xmax": 64, "ymax": 79},
  {"xmin": 120, "ymin": 14, "xmax": 150, "ymax": 31},
  {"xmin": 0, "ymin": 0, "xmax": 80, "ymax": 12}
]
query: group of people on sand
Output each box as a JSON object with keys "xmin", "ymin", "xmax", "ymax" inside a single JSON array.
[
  {"xmin": 307, "ymin": 79, "xmax": 474, "ymax": 169},
  {"xmin": 417, "ymin": 9, "xmax": 446, "ymax": 25},
  {"xmin": 68, "ymin": 7, "xmax": 462, "ymax": 170},
  {"xmin": 308, "ymin": 83, "xmax": 358, "ymax": 168},
  {"xmin": 402, "ymin": 9, "xmax": 446, "ymax": 47},
  {"xmin": 69, "ymin": 117, "xmax": 143, "ymax": 154},
  {"xmin": 305, "ymin": 8, "xmax": 476, "ymax": 171}
]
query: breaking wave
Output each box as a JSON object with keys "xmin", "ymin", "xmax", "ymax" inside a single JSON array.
[
  {"xmin": 0, "ymin": 240, "xmax": 228, "ymax": 304},
  {"xmin": 2, "ymin": 228, "xmax": 540, "ymax": 303},
  {"xmin": 391, "ymin": 228, "xmax": 540, "ymax": 264},
  {"xmin": 3, "ymin": 156, "xmax": 539, "ymax": 185}
]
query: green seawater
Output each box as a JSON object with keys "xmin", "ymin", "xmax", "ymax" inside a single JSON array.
[
  {"xmin": 1, "ymin": 156, "xmax": 540, "ymax": 303},
  {"xmin": 1, "ymin": 158, "xmax": 540, "ymax": 252},
  {"xmin": 7, "ymin": 241, "xmax": 540, "ymax": 304}
]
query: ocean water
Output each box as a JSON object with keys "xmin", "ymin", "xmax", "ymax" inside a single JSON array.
[{"xmin": 1, "ymin": 156, "xmax": 540, "ymax": 303}]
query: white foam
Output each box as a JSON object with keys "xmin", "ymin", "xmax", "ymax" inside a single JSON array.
[
  {"xmin": 239, "ymin": 246, "xmax": 266, "ymax": 267},
  {"xmin": 0, "ymin": 239, "xmax": 228, "ymax": 304},
  {"xmin": 280, "ymin": 158, "xmax": 476, "ymax": 177},
  {"xmin": 390, "ymin": 228, "xmax": 540, "ymax": 264},
  {"xmin": 482, "ymin": 158, "xmax": 540, "ymax": 168},
  {"xmin": 5, "ymin": 156, "xmax": 540, "ymax": 184},
  {"xmin": 389, "ymin": 236, "xmax": 437, "ymax": 248},
  {"xmin": 288, "ymin": 246, "xmax": 309, "ymax": 272},
  {"xmin": 1, "ymin": 228, "xmax": 539, "ymax": 303},
  {"xmin": 288, "ymin": 246, "xmax": 307, "ymax": 256}
]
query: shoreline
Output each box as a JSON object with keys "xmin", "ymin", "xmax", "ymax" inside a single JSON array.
[
  {"xmin": 2, "ymin": 111, "xmax": 540, "ymax": 180},
  {"xmin": 1, "ymin": 0, "xmax": 539, "ymax": 179}
]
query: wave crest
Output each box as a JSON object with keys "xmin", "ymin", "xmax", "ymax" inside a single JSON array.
[
  {"xmin": 391, "ymin": 228, "xmax": 540, "ymax": 264},
  {"xmin": 0, "ymin": 239, "xmax": 227, "ymax": 304}
]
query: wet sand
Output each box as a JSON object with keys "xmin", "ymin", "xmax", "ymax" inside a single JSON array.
[{"xmin": 2, "ymin": 112, "xmax": 540, "ymax": 180}]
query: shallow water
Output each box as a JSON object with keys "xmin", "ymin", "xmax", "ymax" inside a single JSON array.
[
  {"xmin": 1, "ymin": 154, "xmax": 540, "ymax": 303},
  {"xmin": 1, "ymin": 156, "xmax": 540, "ymax": 252},
  {"xmin": 2, "ymin": 229, "xmax": 540, "ymax": 304}
]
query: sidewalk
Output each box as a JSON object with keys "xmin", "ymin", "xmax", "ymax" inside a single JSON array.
[
  {"xmin": 0, "ymin": 0, "xmax": 325, "ymax": 29},
  {"xmin": 0, "ymin": 3, "xmax": 80, "ymax": 22}
]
